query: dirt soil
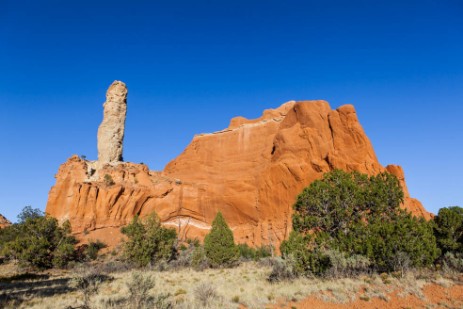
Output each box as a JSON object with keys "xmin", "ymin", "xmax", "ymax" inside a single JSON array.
[{"xmin": 276, "ymin": 280, "xmax": 463, "ymax": 309}]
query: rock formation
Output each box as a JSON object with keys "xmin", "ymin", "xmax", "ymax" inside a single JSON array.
[
  {"xmin": 0, "ymin": 214, "xmax": 11, "ymax": 229},
  {"xmin": 46, "ymin": 97, "xmax": 431, "ymax": 248},
  {"xmin": 97, "ymin": 81, "xmax": 127, "ymax": 163}
]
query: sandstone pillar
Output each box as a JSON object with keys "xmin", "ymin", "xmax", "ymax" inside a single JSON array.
[{"xmin": 97, "ymin": 81, "xmax": 127, "ymax": 163}]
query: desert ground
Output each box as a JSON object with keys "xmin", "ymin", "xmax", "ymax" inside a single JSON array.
[{"xmin": 1, "ymin": 258, "xmax": 462, "ymax": 309}]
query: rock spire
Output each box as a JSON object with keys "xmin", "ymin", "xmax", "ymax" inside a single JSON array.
[{"xmin": 97, "ymin": 81, "xmax": 127, "ymax": 163}]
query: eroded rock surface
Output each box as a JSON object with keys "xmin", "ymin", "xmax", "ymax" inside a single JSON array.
[
  {"xmin": 46, "ymin": 100, "xmax": 430, "ymax": 248},
  {"xmin": 97, "ymin": 81, "xmax": 127, "ymax": 163},
  {"xmin": 0, "ymin": 214, "xmax": 11, "ymax": 229}
]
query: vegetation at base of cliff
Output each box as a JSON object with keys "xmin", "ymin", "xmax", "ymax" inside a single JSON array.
[
  {"xmin": 1, "ymin": 181, "xmax": 463, "ymax": 309},
  {"xmin": 433, "ymin": 206, "xmax": 463, "ymax": 255},
  {"xmin": 280, "ymin": 169, "xmax": 441, "ymax": 279},
  {"xmin": 119, "ymin": 210, "xmax": 272, "ymax": 270},
  {"xmin": 84, "ymin": 240, "xmax": 108, "ymax": 261},
  {"xmin": 204, "ymin": 212, "xmax": 240, "ymax": 268},
  {"xmin": 237, "ymin": 243, "xmax": 272, "ymax": 261},
  {"xmin": 2, "ymin": 171, "xmax": 463, "ymax": 279},
  {"xmin": 0, "ymin": 206, "xmax": 77, "ymax": 269},
  {"xmin": 0, "ymin": 207, "xmax": 108, "ymax": 270},
  {"xmin": 120, "ymin": 214, "xmax": 177, "ymax": 267},
  {"xmin": 433, "ymin": 206, "xmax": 463, "ymax": 272}
]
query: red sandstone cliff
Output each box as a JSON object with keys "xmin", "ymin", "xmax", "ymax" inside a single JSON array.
[
  {"xmin": 45, "ymin": 100, "xmax": 430, "ymax": 247},
  {"xmin": 0, "ymin": 214, "xmax": 11, "ymax": 229}
]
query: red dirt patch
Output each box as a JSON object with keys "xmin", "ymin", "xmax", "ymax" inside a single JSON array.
[{"xmin": 274, "ymin": 282, "xmax": 463, "ymax": 309}]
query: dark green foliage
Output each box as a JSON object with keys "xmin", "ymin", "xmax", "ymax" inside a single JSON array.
[
  {"xmin": 0, "ymin": 224, "xmax": 18, "ymax": 254},
  {"xmin": 191, "ymin": 245, "xmax": 209, "ymax": 270},
  {"xmin": 285, "ymin": 170, "xmax": 439, "ymax": 275},
  {"xmin": 292, "ymin": 170, "xmax": 404, "ymax": 235},
  {"xmin": 186, "ymin": 238, "xmax": 200, "ymax": 247},
  {"xmin": 1, "ymin": 206, "xmax": 77, "ymax": 269},
  {"xmin": 237, "ymin": 243, "xmax": 272, "ymax": 260},
  {"xmin": 442, "ymin": 252, "xmax": 463, "ymax": 272},
  {"xmin": 323, "ymin": 250, "xmax": 371, "ymax": 277},
  {"xmin": 433, "ymin": 206, "xmax": 463, "ymax": 255},
  {"xmin": 268, "ymin": 256, "xmax": 298, "ymax": 282},
  {"xmin": 85, "ymin": 240, "xmax": 107, "ymax": 261},
  {"xmin": 17, "ymin": 205, "xmax": 44, "ymax": 223},
  {"xmin": 280, "ymin": 232, "xmax": 330, "ymax": 276},
  {"xmin": 365, "ymin": 213, "xmax": 439, "ymax": 272},
  {"xmin": 237, "ymin": 243, "xmax": 255, "ymax": 260},
  {"xmin": 204, "ymin": 212, "xmax": 239, "ymax": 267},
  {"xmin": 121, "ymin": 213, "xmax": 177, "ymax": 267},
  {"xmin": 104, "ymin": 174, "xmax": 115, "ymax": 186}
]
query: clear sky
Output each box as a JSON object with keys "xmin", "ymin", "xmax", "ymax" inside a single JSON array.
[{"xmin": 1, "ymin": 0, "xmax": 462, "ymax": 222}]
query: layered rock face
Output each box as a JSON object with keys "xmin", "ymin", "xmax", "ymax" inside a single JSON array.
[
  {"xmin": 0, "ymin": 214, "xmax": 11, "ymax": 229},
  {"xmin": 46, "ymin": 99, "xmax": 430, "ymax": 248},
  {"xmin": 97, "ymin": 81, "xmax": 127, "ymax": 163}
]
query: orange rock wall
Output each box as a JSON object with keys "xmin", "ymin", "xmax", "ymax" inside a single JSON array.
[
  {"xmin": 45, "ymin": 101, "xmax": 430, "ymax": 247},
  {"xmin": 0, "ymin": 214, "xmax": 11, "ymax": 229}
]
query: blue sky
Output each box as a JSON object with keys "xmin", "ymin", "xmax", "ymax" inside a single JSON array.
[{"xmin": 1, "ymin": 0, "xmax": 462, "ymax": 222}]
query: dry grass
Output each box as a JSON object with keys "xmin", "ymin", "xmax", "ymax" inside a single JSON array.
[{"xmin": 0, "ymin": 261, "xmax": 459, "ymax": 309}]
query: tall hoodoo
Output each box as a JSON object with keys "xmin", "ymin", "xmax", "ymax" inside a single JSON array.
[{"xmin": 97, "ymin": 81, "xmax": 128, "ymax": 163}]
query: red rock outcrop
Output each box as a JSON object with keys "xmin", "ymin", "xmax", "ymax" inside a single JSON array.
[
  {"xmin": 45, "ymin": 100, "xmax": 430, "ymax": 248},
  {"xmin": 0, "ymin": 214, "xmax": 11, "ymax": 229}
]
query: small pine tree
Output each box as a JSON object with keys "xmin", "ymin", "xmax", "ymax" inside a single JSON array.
[{"xmin": 204, "ymin": 212, "xmax": 239, "ymax": 267}]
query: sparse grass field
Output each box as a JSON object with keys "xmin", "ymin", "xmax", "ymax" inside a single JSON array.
[{"xmin": 1, "ymin": 260, "xmax": 462, "ymax": 309}]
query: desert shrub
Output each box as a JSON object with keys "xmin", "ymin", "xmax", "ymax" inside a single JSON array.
[
  {"xmin": 53, "ymin": 242, "xmax": 77, "ymax": 268},
  {"xmin": 104, "ymin": 174, "xmax": 115, "ymax": 186},
  {"xmin": 390, "ymin": 251, "xmax": 411, "ymax": 277},
  {"xmin": 324, "ymin": 249, "xmax": 371, "ymax": 278},
  {"xmin": 99, "ymin": 260, "xmax": 131, "ymax": 273},
  {"xmin": 85, "ymin": 239, "xmax": 107, "ymax": 261},
  {"xmin": 191, "ymin": 245, "xmax": 209, "ymax": 270},
  {"xmin": 72, "ymin": 266, "xmax": 111, "ymax": 309},
  {"xmin": 204, "ymin": 212, "xmax": 239, "ymax": 268},
  {"xmin": 280, "ymin": 231, "xmax": 330, "ymax": 276},
  {"xmin": 194, "ymin": 282, "xmax": 218, "ymax": 307},
  {"xmin": 237, "ymin": 243, "xmax": 255, "ymax": 260},
  {"xmin": 169, "ymin": 245, "xmax": 194, "ymax": 269},
  {"xmin": 268, "ymin": 256, "xmax": 297, "ymax": 282},
  {"xmin": 169, "ymin": 241, "xmax": 214, "ymax": 270},
  {"xmin": 287, "ymin": 170, "xmax": 439, "ymax": 275},
  {"xmin": 292, "ymin": 170, "xmax": 404, "ymax": 235},
  {"xmin": 238, "ymin": 243, "xmax": 272, "ymax": 261},
  {"xmin": 345, "ymin": 253, "xmax": 371, "ymax": 274},
  {"xmin": 0, "ymin": 225, "xmax": 19, "ymax": 255},
  {"xmin": 255, "ymin": 245, "xmax": 273, "ymax": 259},
  {"xmin": 442, "ymin": 252, "xmax": 463, "ymax": 272},
  {"xmin": 126, "ymin": 271, "xmax": 155, "ymax": 309},
  {"xmin": 365, "ymin": 213, "xmax": 439, "ymax": 272},
  {"xmin": 433, "ymin": 206, "xmax": 463, "ymax": 255},
  {"xmin": 186, "ymin": 237, "xmax": 200, "ymax": 247},
  {"xmin": 1, "ymin": 207, "xmax": 77, "ymax": 269},
  {"xmin": 121, "ymin": 213, "xmax": 177, "ymax": 267}
]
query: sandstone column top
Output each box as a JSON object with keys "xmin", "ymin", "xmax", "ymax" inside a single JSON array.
[{"xmin": 97, "ymin": 80, "xmax": 128, "ymax": 163}]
